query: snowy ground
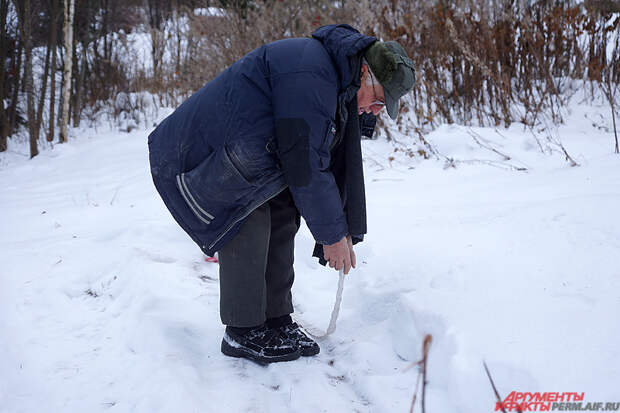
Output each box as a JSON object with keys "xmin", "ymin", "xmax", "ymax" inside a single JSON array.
[{"xmin": 1, "ymin": 102, "xmax": 619, "ymax": 412}]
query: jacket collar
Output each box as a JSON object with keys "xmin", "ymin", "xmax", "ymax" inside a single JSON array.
[{"xmin": 312, "ymin": 24, "xmax": 377, "ymax": 92}]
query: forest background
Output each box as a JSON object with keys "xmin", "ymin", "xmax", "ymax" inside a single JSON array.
[{"xmin": 1, "ymin": 0, "xmax": 619, "ymax": 159}]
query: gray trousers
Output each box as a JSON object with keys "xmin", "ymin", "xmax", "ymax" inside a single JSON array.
[{"xmin": 218, "ymin": 188, "xmax": 300, "ymax": 327}]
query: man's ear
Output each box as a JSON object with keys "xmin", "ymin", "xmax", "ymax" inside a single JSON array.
[{"xmin": 360, "ymin": 63, "xmax": 369, "ymax": 80}]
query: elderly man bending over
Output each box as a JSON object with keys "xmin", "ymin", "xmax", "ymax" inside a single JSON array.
[{"xmin": 148, "ymin": 24, "xmax": 415, "ymax": 364}]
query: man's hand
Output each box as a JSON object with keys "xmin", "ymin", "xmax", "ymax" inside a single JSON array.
[{"xmin": 323, "ymin": 235, "xmax": 356, "ymax": 275}]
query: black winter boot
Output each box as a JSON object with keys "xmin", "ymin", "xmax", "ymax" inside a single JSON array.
[
  {"xmin": 267, "ymin": 316, "xmax": 320, "ymax": 357},
  {"xmin": 221, "ymin": 325, "xmax": 300, "ymax": 364},
  {"xmin": 280, "ymin": 322, "xmax": 320, "ymax": 356}
]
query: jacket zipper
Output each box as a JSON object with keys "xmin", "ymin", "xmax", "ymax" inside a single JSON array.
[{"xmin": 208, "ymin": 183, "xmax": 287, "ymax": 250}]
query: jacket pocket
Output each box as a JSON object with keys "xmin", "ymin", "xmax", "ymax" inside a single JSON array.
[
  {"xmin": 226, "ymin": 138, "xmax": 278, "ymax": 182},
  {"xmin": 177, "ymin": 145, "xmax": 254, "ymax": 224}
]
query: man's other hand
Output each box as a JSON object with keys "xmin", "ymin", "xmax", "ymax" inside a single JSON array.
[{"xmin": 323, "ymin": 236, "xmax": 355, "ymax": 275}]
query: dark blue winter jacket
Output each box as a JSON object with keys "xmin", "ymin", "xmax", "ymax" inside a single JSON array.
[{"xmin": 148, "ymin": 25, "xmax": 376, "ymax": 255}]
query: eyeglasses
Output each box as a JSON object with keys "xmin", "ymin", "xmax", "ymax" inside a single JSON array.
[{"xmin": 368, "ymin": 70, "xmax": 385, "ymax": 108}]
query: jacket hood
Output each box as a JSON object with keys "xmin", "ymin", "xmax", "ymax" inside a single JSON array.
[{"xmin": 312, "ymin": 24, "xmax": 376, "ymax": 91}]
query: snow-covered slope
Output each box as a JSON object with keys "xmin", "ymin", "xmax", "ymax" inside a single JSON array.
[{"xmin": 1, "ymin": 102, "xmax": 619, "ymax": 412}]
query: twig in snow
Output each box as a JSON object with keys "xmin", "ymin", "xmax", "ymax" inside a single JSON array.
[
  {"xmin": 421, "ymin": 334, "xmax": 431, "ymax": 413},
  {"xmin": 493, "ymin": 128, "xmax": 508, "ymax": 140},
  {"xmin": 443, "ymin": 157, "xmax": 457, "ymax": 169},
  {"xmin": 449, "ymin": 158, "xmax": 527, "ymax": 172},
  {"xmin": 527, "ymin": 126, "xmax": 548, "ymax": 154},
  {"xmin": 467, "ymin": 128, "xmax": 512, "ymax": 161},
  {"xmin": 483, "ymin": 361, "xmax": 523, "ymax": 413},
  {"xmin": 414, "ymin": 128, "xmax": 439, "ymax": 157},
  {"xmin": 110, "ymin": 187, "xmax": 120, "ymax": 206},
  {"xmin": 556, "ymin": 140, "xmax": 579, "ymax": 167},
  {"xmin": 410, "ymin": 363, "xmax": 423, "ymax": 413},
  {"xmin": 532, "ymin": 117, "xmax": 580, "ymax": 167},
  {"xmin": 433, "ymin": 133, "xmax": 527, "ymax": 172},
  {"xmin": 364, "ymin": 155, "xmax": 385, "ymax": 171},
  {"xmin": 544, "ymin": 127, "xmax": 580, "ymax": 167},
  {"xmin": 409, "ymin": 334, "xmax": 433, "ymax": 413}
]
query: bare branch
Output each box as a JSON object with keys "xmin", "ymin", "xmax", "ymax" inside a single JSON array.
[
  {"xmin": 409, "ymin": 334, "xmax": 432, "ymax": 413},
  {"xmin": 483, "ymin": 361, "xmax": 523, "ymax": 413}
]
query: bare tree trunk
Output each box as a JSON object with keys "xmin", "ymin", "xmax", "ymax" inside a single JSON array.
[
  {"xmin": 18, "ymin": 0, "xmax": 38, "ymax": 158},
  {"xmin": 147, "ymin": 0, "xmax": 166, "ymax": 83},
  {"xmin": 57, "ymin": 44, "xmax": 64, "ymax": 137},
  {"xmin": 48, "ymin": 0, "xmax": 58, "ymax": 142},
  {"xmin": 36, "ymin": 32, "xmax": 52, "ymax": 141},
  {"xmin": 60, "ymin": 0, "xmax": 75, "ymax": 144},
  {"xmin": 8, "ymin": 38, "xmax": 22, "ymax": 138},
  {"xmin": 72, "ymin": 38, "xmax": 83, "ymax": 127},
  {"xmin": 173, "ymin": 0, "xmax": 181, "ymax": 77},
  {"xmin": 610, "ymin": 91, "xmax": 619, "ymax": 154},
  {"xmin": 71, "ymin": 2, "xmax": 84, "ymax": 128},
  {"xmin": 102, "ymin": 0, "xmax": 110, "ymax": 87},
  {"xmin": 0, "ymin": 0, "xmax": 9, "ymax": 151}
]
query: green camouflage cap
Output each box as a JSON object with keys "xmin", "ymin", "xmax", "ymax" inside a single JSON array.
[{"xmin": 364, "ymin": 41, "xmax": 416, "ymax": 119}]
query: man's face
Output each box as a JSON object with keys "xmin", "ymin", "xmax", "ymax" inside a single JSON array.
[{"xmin": 357, "ymin": 64, "xmax": 386, "ymax": 116}]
